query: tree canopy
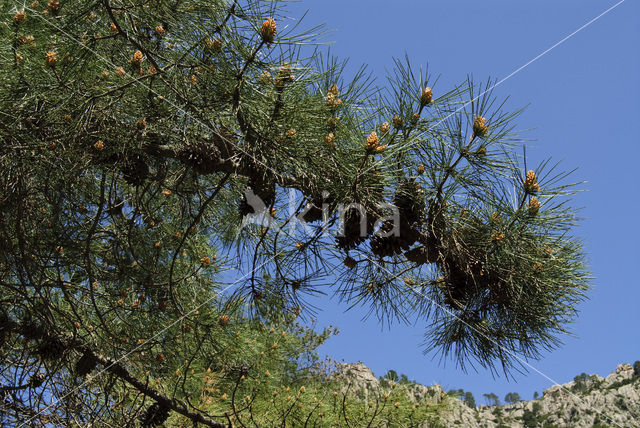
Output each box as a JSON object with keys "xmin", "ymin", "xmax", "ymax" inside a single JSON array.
[
  {"xmin": 0, "ymin": 0, "xmax": 589, "ymax": 425},
  {"xmin": 504, "ymin": 392, "xmax": 522, "ymax": 404},
  {"xmin": 483, "ymin": 393, "xmax": 500, "ymax": 407}
]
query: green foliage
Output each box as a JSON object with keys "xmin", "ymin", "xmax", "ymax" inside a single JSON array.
[
  {"xmin": 175, "ymin": 379, "xmax": 450, "ymax": 427},
  {"xmin": 522, "ymin": 405, "xmax": 552, "ymax": 428},
  {"xmin": 572, "ymin": 372, "xmax": 590, "ymax": 392},
  {"xmin": 385, "ymin": 369, "xmax": 399, "ymax": 382},
  {"xmin": 504, "ymin": 392, "xmax": 522, "ymax": 404},
  {"xmin": 533, "ymin": 391, "xmax": 540, "ymax": 399},
  {"xmin": 447, "ymin": 388, "xmax": 475, "ymax": 408},
  {"xmin": 379, "ymin": 369, "xmax": 414, "ymax": 388},
  {"xmin": 574, "ymin": 373, "xmax": 590, "ymax": 383},
  {"xmin": 592, "ymin": 413, "xmax": 609, "ymax": 428},
  {"xmin": 447, "ymin": 388, "xmax": 463, "ymax": 398},
  {"xmin": 614, "ymin": 396, "xmax": 628, "ymax": 411},
  {"xmin": 463, "ymin": 391, "xmax": 476, "ymax": 408},
  {"xmin": 522, "ymin": 409, "xmax": 536, "ymax": 428},
  {"xmin": 593, "ymin": 413, "xmax": 602, "ymax": 426},
  {"xmin": 484, "ymin": 392, "xmax": 501, "ymax": 407},
  {"xmin": 606, "ymin": 377, "xmax": 635, "ymax": 390},
  {"xmin": 569, "ymin": 406, "xmax": 579, "ymax": 420},
  {"xmin": 0, "ymin": 0, "xmax": 590, "ymax": 425},
  {"xmin": 633, "ymin": 361, "xmax": 640, "ymax": 377}
]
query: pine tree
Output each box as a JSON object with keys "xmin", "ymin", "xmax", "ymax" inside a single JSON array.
[
  {"xmin": 504, "ymin": 392, "xmax": 522, "ymax": 404},
  {"xmin": 483, "ymin": 392, "xmax": 501, "ymax": 407},
  {"xmin": 0, "ymin": 0, "xmax": 589, "ymax": 425},
  {"xmin": 464, "ymin": 391, "xmax": 476, "ymax": 408}
]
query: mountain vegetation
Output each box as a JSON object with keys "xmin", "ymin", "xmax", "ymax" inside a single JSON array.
[{"xmin": 0, "ymin": 0, "xmax": 589, "ymax": 425}]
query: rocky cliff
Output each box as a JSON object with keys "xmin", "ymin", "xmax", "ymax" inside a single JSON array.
[{"xmin": 334, "ymin": 362, "xmax": 640, "ymax": 427}]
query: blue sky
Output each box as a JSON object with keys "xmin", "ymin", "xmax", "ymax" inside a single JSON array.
[{"xmin": 286, "ymin": 0, "xmax": 640, "ymax": 403}]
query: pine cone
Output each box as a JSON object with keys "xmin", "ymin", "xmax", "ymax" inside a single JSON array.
[
  {"xmin": 0, "ymin": 312, "xmax": 9, "ymax": 344},
  {"xmin": 301, "ymin": 194, "xmax": 332, "ymax": 223},
  {"xmin": 370, "ymin": 220, "xmax": 419, "ymax": 258},
  {"xmin": 21, "ymin": 321, "xmax": 40, "ymax": 339},
  {"xmin": 394, "ymin": 180, "xmax": 426, "ymax": 224},
  {"xmin": 37, "ymin": 337, "xmax": 66, "ymax": 360},
  {"xmin": 523, "ymin": 170, "xmax": 540, "ymax": 194},
  {"xmin": 371, "ymin": 234, "xmax": 403, "ymax": 257},
  {"xmin": 238, "ymin": 199, "xmax": 252, "ymax": 217},
  {"xmin": 302, "ymin": 201, "xmax": 323, "ymax": 223},
  {"xmin": 336, "ymin": 207, "xmax": 376, "ymax": 250},
  {"xmin": 75, "ymin": 352, "xmax": 98, "ymax": 377},
  {"xmin": 121, "ymin": 153, "xmax": 149, "ymax": 186},
  {"xmin": 528, "ymin": 197, "xmax": 541, "ymax": 214},
  {"xmin": 472, "ymin": 115, "xmax": 490, "ymax": 138},
  {"xmin": 404, "ymin": 246, "xmax": 434, "ymax": 265},
  {"xmin": 392, "ymin": 114, "xmax": 403, "ymax": 129},
  {"xmin": 420, "ymin": 87, "xmax": 433, "ymax": 106},
  {"xmin": 238, "ymin": 174, "xmax": 276, "ymax": 217},
  {"xmin": 29, "ymin": 374, "xmax": 44, "ymax": 388},
  {"xmin": 141, "ymin": 402, "xmax": 170, "ymax": 427},
  {"xmin": 260, "ymin": 18, "xmax": 277, "ymax": 44},
  {"xmin": 343, "ymin": 256, "xmax": 357, "ymax": 269},
  {"xmin": 178, "ymin": 141, "xmax": 221, "ymax": 175}
]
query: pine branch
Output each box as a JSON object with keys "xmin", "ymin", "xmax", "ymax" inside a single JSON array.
[{"xmin": 5, "ymin": 320, "xmax": 228, "ymax": 428}]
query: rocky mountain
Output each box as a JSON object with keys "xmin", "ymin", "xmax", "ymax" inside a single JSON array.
[{"xmin": 334, "ymin": 362, "xmax": 640, "ymax": 427}]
